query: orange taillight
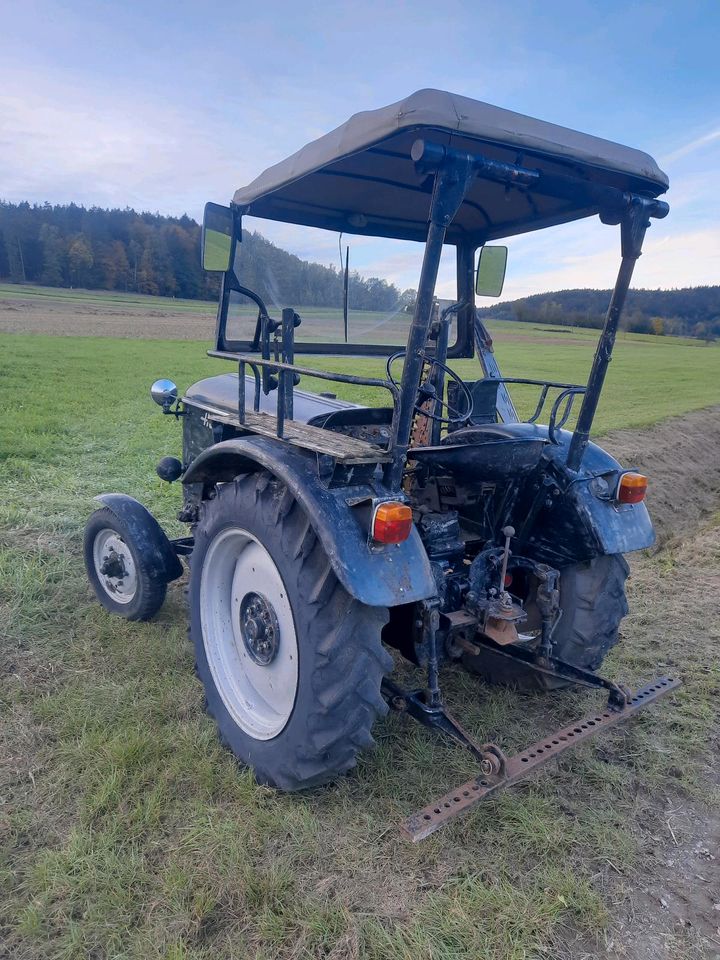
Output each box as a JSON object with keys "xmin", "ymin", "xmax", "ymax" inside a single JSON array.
[
  {"xmin": 618, "ymin": 472, "xmax": 648, "ymax": 504},
  {"xmin": 372, "ymin": 501, "xmax": 413, "ymax": 544}
]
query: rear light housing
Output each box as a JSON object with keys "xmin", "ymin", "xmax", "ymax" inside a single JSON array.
[
  {"xmin": 372, "ymin": 501, "xmax": 413, "ymax": 544},
  {"xmin": 617, "ymin": 472, "xmax": 648, "ymax": 504}
]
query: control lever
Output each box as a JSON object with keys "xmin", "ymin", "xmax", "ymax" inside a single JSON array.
[{"xmin": 498, "ymin": 525, "xmax": 514, "ymax": 610}]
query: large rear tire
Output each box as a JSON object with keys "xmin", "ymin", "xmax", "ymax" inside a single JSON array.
[
  {"xmin": 190, "ymin": 472, "xmax": 392, "ymax": 790},
  {"xmin": 463, "ymin": 554, "xmax": 629, "ymax": 690}
]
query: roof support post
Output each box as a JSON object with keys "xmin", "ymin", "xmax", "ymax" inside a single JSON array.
[
  {"xmin": 385, "ymin": 154, "xmax": 475, "ymax": 489},
  {"xmin": 456, "ymin": 242, "xmax": 477, "ymax": 349},
  {"xmin": 566, "ymin": 198, "xmax": 655, "ymax": 472}
]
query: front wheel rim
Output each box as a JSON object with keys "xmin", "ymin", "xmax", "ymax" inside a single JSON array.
[
  {"xmin": 200, "ymin": 527, "xmax": 298, "ymax": 741},
  {"xmin": 92, "ymin": 528, "xmax": 138, "ymax": 604}
]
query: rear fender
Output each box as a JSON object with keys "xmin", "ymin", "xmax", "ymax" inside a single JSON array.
[
  {"xmin": 468, "ymin": 423, "xmax": 655, "ymax": 565},
  {"xmin": 560, "ymin": 439, "xmax": 656, "ymax": 557},
  {"xmin": 532, "ymin": 425, "xmax": 655, "ymax": 563},
  {"xmin": 93, "ymin": 494, "xmax": 184, "ymax": 583},
  {"xmin": 182, "ymin": 436, "xmax": 436, "ymax": 607}
]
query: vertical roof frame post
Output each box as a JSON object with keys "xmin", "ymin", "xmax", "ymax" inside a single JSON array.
[
  {"xmin": 566, "ymin": 196, "xmax": 668, "ymax": 472},
  {"xmin": 385, "ymin": 143, "xmax": 476, "ymax": 489},
  {"xmin": 456, "ymin": 242, "xmax": 477, "ymax": 356}
]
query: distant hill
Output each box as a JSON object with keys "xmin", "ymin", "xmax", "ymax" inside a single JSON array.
[{"xmin": 479, "ymin": 287, "xmax": 720, "ymax": 339}]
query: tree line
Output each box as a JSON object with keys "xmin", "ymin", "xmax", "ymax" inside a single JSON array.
[
  {"xmin": 479, "ymin": 286, "xmax": 720, "ymax": 341},
  {"xmin": 0, "ymin": 201, "xmax": 409, "ymax": 311},
  {"xmin": 3, "ymin": 201, "xmax": 717, "ymax": 337}
]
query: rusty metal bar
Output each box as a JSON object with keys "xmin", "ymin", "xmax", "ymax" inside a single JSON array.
[{"xmin": 401, "ymin": 675, "xmax": 681, "ymax": 842}]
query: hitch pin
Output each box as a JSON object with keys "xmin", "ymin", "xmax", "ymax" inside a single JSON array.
[{"xmin": 499, "ymin": 525, "xmax": 515, "ymax": 607}]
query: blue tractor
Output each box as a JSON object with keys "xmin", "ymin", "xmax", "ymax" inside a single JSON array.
[{"xmin": 84, "ymin": 90, "xmax": 678, "ymax": 839}]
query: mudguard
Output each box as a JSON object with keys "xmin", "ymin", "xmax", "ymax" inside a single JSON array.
[
  {"xmin": 181, "ymin": 436, "xmax": 436, "ymax": 607},
  {"xmin": 92, "ymin": 493, "xmax": 184, "ymax": 583},
  {"xmin": 490, "ymin": 423, "xmax": 655, "ymax": 565},
  {"xmin": 555, "ymin": 432, "xmax": 656, "ymax": 557}
]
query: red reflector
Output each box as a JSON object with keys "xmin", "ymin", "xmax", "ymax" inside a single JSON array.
[
  {"xmin": 618, "ymin": 472, "xmax": 648, "ymax": 504},
  {"xmin": 372, "ymin": 501, "xmax": 413, "ymax": 544},
  {"xmin": 504, "ymin": 573, "xmax": 513, "ymax": 587}
]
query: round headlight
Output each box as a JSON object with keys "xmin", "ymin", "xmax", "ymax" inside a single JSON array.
[{"xmin": 150, "ymin": 379, "xmax": 178, "ymax": 408}]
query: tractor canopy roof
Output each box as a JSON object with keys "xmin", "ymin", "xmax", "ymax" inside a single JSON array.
[{"xmin": 232, "ymin": 89, "xmax": 668, "ymax": 245}]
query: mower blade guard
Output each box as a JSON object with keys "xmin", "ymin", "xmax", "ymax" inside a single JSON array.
[{"xmin": 401, "ymin": 675, "xmax": 681, "ymax": 842}]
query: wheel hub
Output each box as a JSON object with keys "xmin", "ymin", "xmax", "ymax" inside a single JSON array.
[
  {"xmin": 92, "ymin": 529, "xmax": 138, "ymax": 604},
  {"xmin": 239, "ymin": 592, "xmax": 280, "ymax": 665},
  {"xmin": 99, "ymin": 549, "xmax": 128, "ymax": 580}
]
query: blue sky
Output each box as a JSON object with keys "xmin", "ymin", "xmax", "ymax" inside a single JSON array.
[{"xmin": 2, "ymin": 0, "xmax": 718, "ymax": 299}]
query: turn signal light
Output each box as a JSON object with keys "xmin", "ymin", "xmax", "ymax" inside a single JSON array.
[
  {"xmin": 372, "ymin": 501, "xmax": 413, "ymax": 544},
  {"xmin": 618, "ymin": 472, "xmax": 648, "ymax": 504}
]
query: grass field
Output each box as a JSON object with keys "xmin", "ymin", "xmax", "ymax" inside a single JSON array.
[{"xmin": 1, "ymin": 295, "xmax": 719, "ymax": 958}]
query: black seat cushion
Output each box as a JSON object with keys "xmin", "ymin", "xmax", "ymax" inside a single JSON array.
[{"xmin": 447, "ymin": 379, "xmax": 499, "ymax": 427}]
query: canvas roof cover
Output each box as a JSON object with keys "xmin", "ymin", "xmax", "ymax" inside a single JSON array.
[{"xmin": 233, "ymin": 89, "xmax": 668, "ymax": 244}]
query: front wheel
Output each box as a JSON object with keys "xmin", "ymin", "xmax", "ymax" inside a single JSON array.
[
  {"xmin": 190, "ymin": 473, "xmax": 392, "ymax": 791},
  {"xmin": 463, "ymin": 554, "xmax": 630, "ymax": 689},
  {"xmin": 84, "ymin": 507, "xmax": 167, "ymax": 621}
]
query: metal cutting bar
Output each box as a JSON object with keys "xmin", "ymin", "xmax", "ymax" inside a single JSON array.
[{"xmin": 401, "ymin": 675, "xmax": 681, "ymax": 842}]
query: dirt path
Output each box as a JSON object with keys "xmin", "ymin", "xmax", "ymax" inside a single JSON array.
[
  {"xmin": 603, "ymin": 405, "xmax": 720, "ymax": 544},
  {"xmin": 0, "ymin": 293, "xmax": 217, "ymax": 339},
  {"xmin": 563, "ymin": 410, "xmax": 720, "ymax": 959},
  {"xmin": 561, "ymin": 516, "xmax": 720, "ymax": 959},
  {"xmin": 0, "ymin": 292, "xmax": 633, "ymax": 345}
]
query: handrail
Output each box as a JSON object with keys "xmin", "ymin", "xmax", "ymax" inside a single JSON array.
[
  {"xmin": 209, "ymin": 348, "xmax": 400, "ymax": 442},
  {"xmin": 475, "ymin": 377, "xmax": 586, "ymax": 444},
  {"xmin": 208, "ymin": 350, "xmax": 399, "ymax": 400}
]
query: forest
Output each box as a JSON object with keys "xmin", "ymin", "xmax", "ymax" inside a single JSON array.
[
  {"xmin": 1, "ymin": 200, "xmax": 718, "ymax": 339},
  {"xmin": 0, "ymin": 201, "xmax": 407, "ymax": 311},
  {"xmin": 479, "ymin": 286, "xmax": 720, "ymax": 340}
]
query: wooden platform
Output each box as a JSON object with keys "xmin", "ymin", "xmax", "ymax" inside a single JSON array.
[{"xmin": 195, "ymin": 404, "xmax": 391, "ymax": 463}]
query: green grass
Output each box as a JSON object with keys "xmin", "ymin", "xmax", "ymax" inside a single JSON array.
[{"xmin": 0, "ymin": 329, "xmax": 718, "ymax": 959}]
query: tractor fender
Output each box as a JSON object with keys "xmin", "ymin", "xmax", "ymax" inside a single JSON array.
[
  {"xmin": 93, "ymin": 493, "xmax": 184, "ymax": 583},
  {"xmin": 560, "ymin": 436, "xmax": 655, "ymax": 557},
  {"xmin": 181, "ymin": 436, "xmax": 436, "ymax": 607},
  {"xmin": 454, "ymin": 423, "xmax": 655, "ymax": 565},
  {"xmin": 497, "ymin": 424, "xmax": 655, "ymax": 564}
]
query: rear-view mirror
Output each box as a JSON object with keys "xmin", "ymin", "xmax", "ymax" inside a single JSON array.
[
  {"xmin": 476, "ymin": 245, "xmax": 508, "ymax": 297},
  {"xmin": 202, "ymin": 202, "xmax": 234, "ymax": 272}
]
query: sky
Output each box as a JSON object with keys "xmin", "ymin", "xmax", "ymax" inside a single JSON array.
[{"xmin": 1, "ymin": 0, "xmax": 719, "ymax": 300}]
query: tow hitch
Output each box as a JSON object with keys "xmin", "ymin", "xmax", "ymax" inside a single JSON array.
[{"xmin": 386, "ymin": 674, "xmax": 681, "ymax": 841}]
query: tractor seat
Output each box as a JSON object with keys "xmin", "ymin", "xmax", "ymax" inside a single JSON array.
[
  {"xmin": 410, "ymin": 421, "xmax": 547, "ymax": 483},
  {"xmin": 447, "ymin": 378, "xmax": 499, "ymax": 427}
]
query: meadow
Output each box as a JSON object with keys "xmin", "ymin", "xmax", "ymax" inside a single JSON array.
[{"xmin": 1, "ymin": 288, "xmax": 719, "ymax": 959}]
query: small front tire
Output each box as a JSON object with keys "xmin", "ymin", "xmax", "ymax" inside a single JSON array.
[{"xmin": 84, "ymin": 507, "xmax": 167, "ymax": 621}]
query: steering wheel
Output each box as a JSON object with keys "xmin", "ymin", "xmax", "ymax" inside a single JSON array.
[{"xmin": 386, "ymin": 351, "xmax": 473, "ymax": 425}]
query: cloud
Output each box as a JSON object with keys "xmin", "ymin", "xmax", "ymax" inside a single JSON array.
[
  {"xmin": 497, "ymin": 226, "xmax": 720, "ymax": 300},
  {"xmin": 662, "ymin": 128, "xmax": 720, "ymax": 164},
  {"xmin": 3, "ymin": 56, "xmax": 718, "ymax": 303},
  {"xmin": 0, "ymin": 67, "xmax": 293, "ymax": 218}
]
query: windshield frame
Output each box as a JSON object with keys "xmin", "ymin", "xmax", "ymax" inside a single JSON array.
[{"xmin": 213, "ymin": 220, "xmax": 475, "ymax": 359}]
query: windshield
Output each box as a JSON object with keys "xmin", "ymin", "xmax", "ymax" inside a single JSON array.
[{"xmin": 224, "ymin": 222, "xmax": 458, "ymax": 351}]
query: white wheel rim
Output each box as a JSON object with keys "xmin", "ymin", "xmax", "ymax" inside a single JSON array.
[
  {"xmin": 93, "ymin": 528, "xmax": 138, "ymax": 604},
  {"xmin": 200, "ymin": 527, "xmax": 298, "ymax": 740}
]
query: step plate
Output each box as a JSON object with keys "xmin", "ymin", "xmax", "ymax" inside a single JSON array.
[{"xmin": 401, "ymin": 675, "xmax": 681, "ymax": 842}]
